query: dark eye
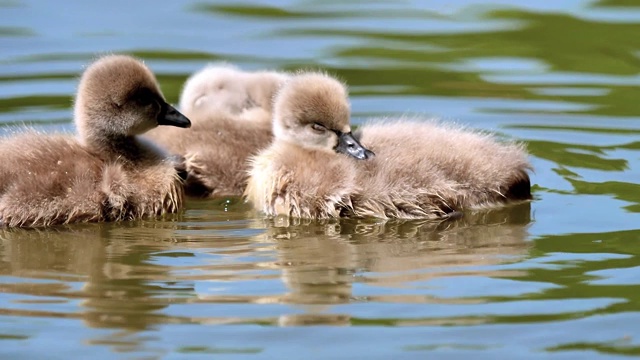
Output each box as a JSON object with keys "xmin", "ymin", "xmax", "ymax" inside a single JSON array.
[
  {"xmin": 138, "ymin": 97, "xmax": 150, "ymax": 106},
  {"xmin": 135, "ymin": 88, "xmax": 157, "ymax": 107},
  {"xmin": 311, "ymin": 123, "xmax": 326, "ymax": 133}
]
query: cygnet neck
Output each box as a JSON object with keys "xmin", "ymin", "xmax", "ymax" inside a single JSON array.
[
  {"xmin": 76, "ymin": 114, "xmax": 154, "ymax": 164},
  {"xmin": 84, "ymin": 132, "xmax": 149, "ymax": 162}
]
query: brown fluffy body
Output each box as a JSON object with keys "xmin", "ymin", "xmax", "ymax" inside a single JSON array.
[
  {"xmin": 147, "ymin": 107, "xmax": 274, "ymax": 197},
  {"xmin": 146, "ymin": 64, "xmax": 288, "ymax": 197},
  {"xmin": 245, "ymin": 73, "xmax": 533, "ymax": 220},
  {"xmin": 0, "ymin": 55, "xmax": 186, "ymax": 227}
]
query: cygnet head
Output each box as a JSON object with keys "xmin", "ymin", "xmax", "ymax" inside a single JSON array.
[
  {"xmin": 178, "ymin": 63, "xmax": 249, "ymax": 114},
  {"xmin": 74, "ymin": 54, "xmax": 191, "ymax": 146},
  {"xmin": 179, "ymin": 63, "xmax": 289, "ymax": 116},
  {"xmin": 272, "ymin": 72, "xmax": 374, "ymax": 160}
]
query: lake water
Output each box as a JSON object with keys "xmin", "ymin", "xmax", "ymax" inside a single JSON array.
[{"xmin": 1, "ymin": 0, "xmax": 640, "ymax": 358}]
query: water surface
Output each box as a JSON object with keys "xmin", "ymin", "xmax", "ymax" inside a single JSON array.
[{"xmin": 1, "ymin": 0, "xmax": 640, "ymax": 358}]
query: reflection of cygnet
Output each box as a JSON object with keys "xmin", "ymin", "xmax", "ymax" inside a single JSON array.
[
  {"xmin": 0, "ymin": 224, "xmax": 175, "ymax": 331},
  {"xmin": 262, "ymin": 203, "xmax": 531, "ymax": 326},
  {"xmin": 146, "ymin": 63, "xmax": 288, "ymax": 198}
]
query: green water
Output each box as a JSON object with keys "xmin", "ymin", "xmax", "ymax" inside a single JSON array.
[{"xmin": 1, "ymin": 0, "xmax": 640, "ymax": 358}]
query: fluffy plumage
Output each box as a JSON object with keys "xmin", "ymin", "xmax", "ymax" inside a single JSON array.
[
  {"xmin": 179, "ymin": 63, "xmax": 288, "ymax": 118},
  {"xmin": 146, "ymin": 63, "xmax": 288, "ymax": 197},
  {"xmin": 0, "ymin": 54, "xmax": 191, "ymax": 227},
  {"xmin": 245, "ymin": 72, "xmax": 532, "ymax": 220}
]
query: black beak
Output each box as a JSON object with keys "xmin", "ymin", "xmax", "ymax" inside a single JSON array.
[
  {"xmin": 158, "ymin": 103, "xmax": 191, "ymax": 128},
  {"xmin": 335, "ymin": 131, "xmax": 374, "ymax": 160}
]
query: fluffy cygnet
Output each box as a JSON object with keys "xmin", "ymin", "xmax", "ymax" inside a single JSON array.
[
  {"xmin": 146, "ymin": 63, "xmax": 288, "ymax": 197},
  {"xmin": 245, "ymin": 71, "xmax": 532, "ymax": 219},
  {"xmin": 0, "ymin": 54, "xmax": 191, "ymax": 227}
]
